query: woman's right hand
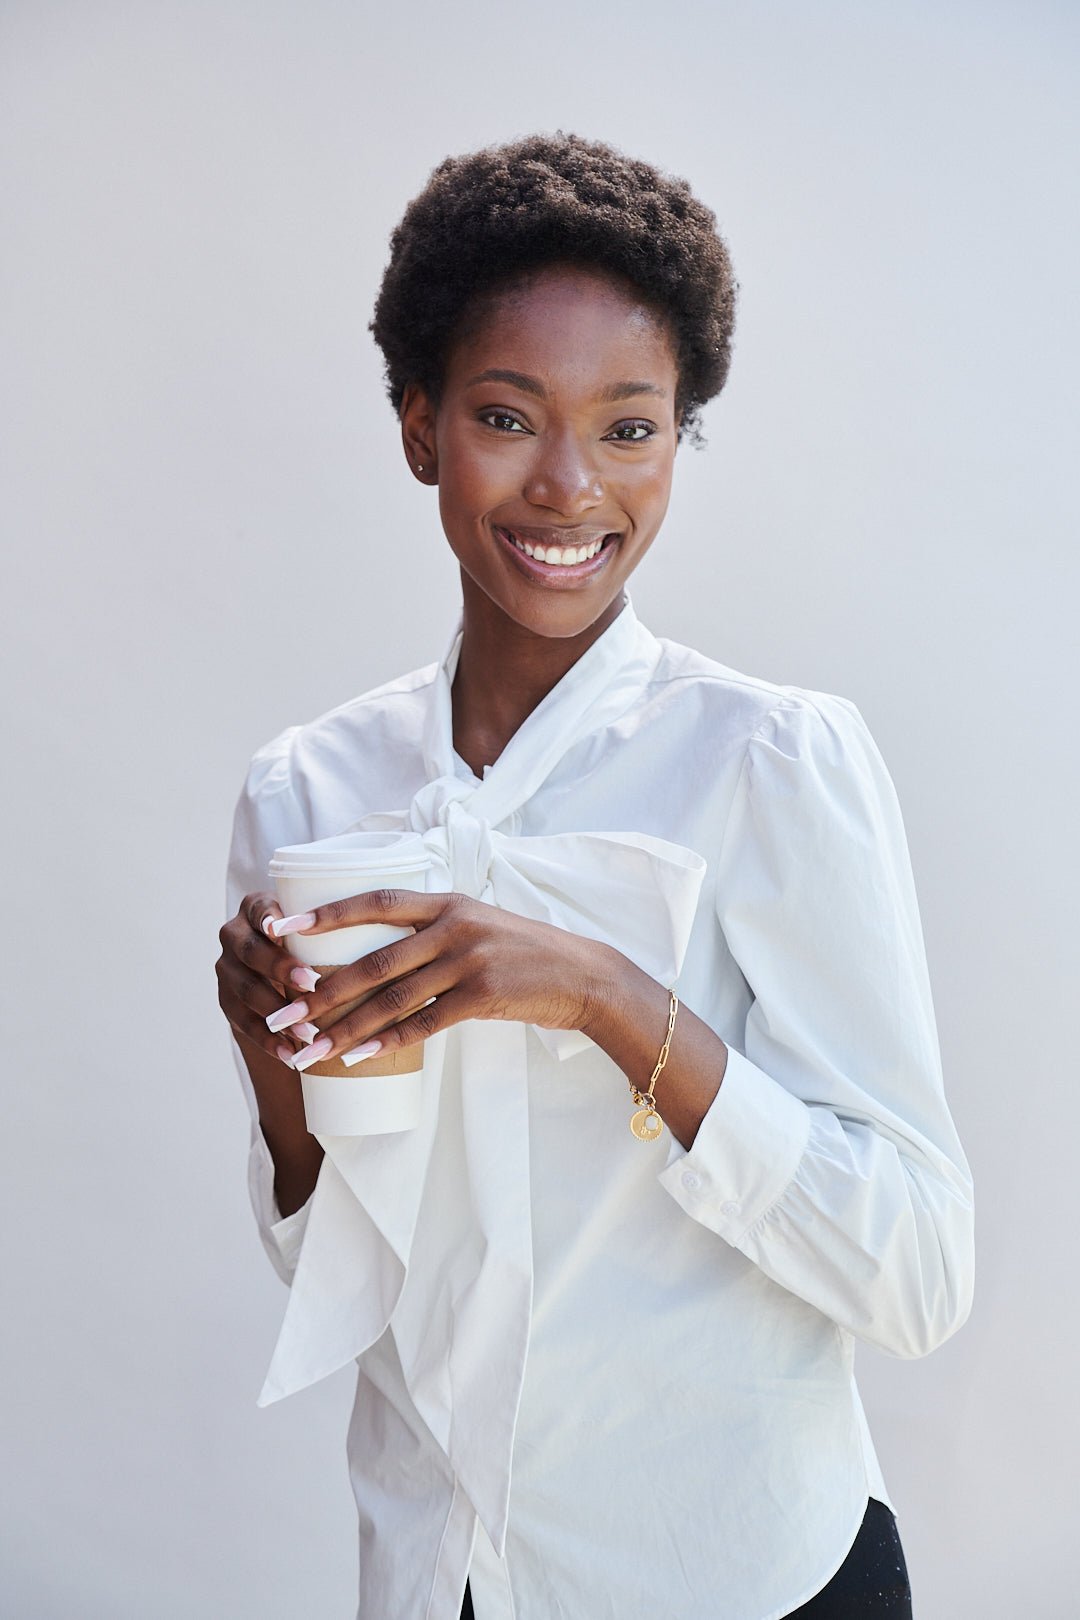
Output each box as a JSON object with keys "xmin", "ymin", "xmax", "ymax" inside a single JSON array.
[
  {"xmin": 218, "ymin": 892, "xmax": 329, "ymax": 1220},
  {"xmin": 216, "ymin": 891, "xmax": 324, "ymax": 1064}
]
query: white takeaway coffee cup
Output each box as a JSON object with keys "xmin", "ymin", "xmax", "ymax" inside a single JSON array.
[{"xmin": 269, "ymin": 831, "xmax": 433, "ymax": 1136}]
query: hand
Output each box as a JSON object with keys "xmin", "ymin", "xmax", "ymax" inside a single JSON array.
[
  {"xmin": 262, "ymin": 888, "xmax": 619, "ymax": 1070},
  {"xmin": 216, "ymin": 891, "xmax": 329, "ymax": 1064}
]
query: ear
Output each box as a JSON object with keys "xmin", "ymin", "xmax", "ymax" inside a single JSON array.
[{"xmin": 401, "ymin": 382, "xmax": 438, "ymax": 483}]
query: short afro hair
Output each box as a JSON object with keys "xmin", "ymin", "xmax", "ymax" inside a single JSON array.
[{"xmin": 369, "ymin": 131, "xmax": 737, "ymax": 447}]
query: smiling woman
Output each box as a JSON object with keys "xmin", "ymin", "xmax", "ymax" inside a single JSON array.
[
  {"xmin": 400, "ymin": 260, "xmax": 682, "ymax": 666},
  {"xmin": 216, "ymin": 132, "xmax": 972, "ymax": 1620}
]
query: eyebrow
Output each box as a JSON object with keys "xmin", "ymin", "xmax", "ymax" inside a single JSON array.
[{"xmin": 464, "ymin": 368, "xmax": 667, "ymax": 403}]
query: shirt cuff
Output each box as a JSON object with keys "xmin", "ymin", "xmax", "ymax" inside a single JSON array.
[
  {"xmin": 268, "ymin": 1192, "xmax": 314, "ymax": 1275},
  {"xmin": 248, "ymin": 1122, "xmax": 313, "ymax": 1285},
  {"xmin": 656, "ymin": 1045, "xmax": 811, "ymax": 1242}
]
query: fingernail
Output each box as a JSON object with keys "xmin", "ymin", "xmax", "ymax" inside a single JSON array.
[
  {"xmin": 266, "ymin": 1000, "xmax": 309, "ymax": 1033},
  {"xmin": 269, "ymin": 912, "xmax": 316, "ymax": 939},
  {"xmin": 261, "ymin": 915, "xmax": 279, "ymax": 938},
  {"xmin": 275, "ymin": 1042, "xmax": 295, "ymax": 1064},
  {"xmin": 292, "ymin": 1021, "xmax": 320, "ymax": 1043},
  {"xmin": 342, "ymin": 1040, "xmax": 383, "ymax": 1066},
  {"xmin": 289, "ymin": 1037, "xmax": 333, "ymax": 1072},
  {"xmin": 290, "ymin": 966, "xmax": 321, "ymax": 993}
]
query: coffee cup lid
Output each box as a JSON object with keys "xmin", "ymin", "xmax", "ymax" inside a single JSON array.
[{"xmin": 269, "ymin": 831, "xmax": 431, "ymax": 875}]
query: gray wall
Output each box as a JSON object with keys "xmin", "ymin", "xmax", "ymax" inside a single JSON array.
[{"xmin": 2, "ymin": 2, "xmax": 1076, "ymax": 1614}]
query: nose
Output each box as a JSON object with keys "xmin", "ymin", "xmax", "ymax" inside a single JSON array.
[{"xmin": 522, "ymin": 427, "xmax": 604, "ymax": 515}]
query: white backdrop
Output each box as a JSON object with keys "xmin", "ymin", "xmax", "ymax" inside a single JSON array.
[{"xmin": 2, "ymin": 2, "xmax": 1077, "ymax": 1615}]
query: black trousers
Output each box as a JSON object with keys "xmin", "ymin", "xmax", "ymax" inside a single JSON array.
[{"xmin": 459, "ymin": 1497, "xmax": 911, "ymax": 1618}]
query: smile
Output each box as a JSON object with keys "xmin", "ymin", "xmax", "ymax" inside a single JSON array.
[
  {"xmin": 506, "ymin": 532, "xmax": 605, "ymax": 564},
  {"xmin": 494, "ymin": 526, "xmax": 619, "ymax": 580}
]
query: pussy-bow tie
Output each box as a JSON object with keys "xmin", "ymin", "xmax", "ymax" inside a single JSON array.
[{"xmin": 257, "ymin": 601, "xmax": 707, "ymax": 1556}]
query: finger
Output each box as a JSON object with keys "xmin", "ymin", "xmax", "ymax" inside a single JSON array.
[
  {"xmin": 288, "ymin": 960, "xmax": 460, "ymax": 1067},
  {"xmin": 267, "ymin": 887, "xmax": 462, "ymax": 940},
  {"xmin": 216, "ymin": 957, "xmax": 318, "ymax": 1050},
  {"xmin": 222, "ymin": 905, "xmax": 323, "ymax": 997},
  {"xmin": 294, "ymin": 924, "xmax": 445, "ymax": 1027},
  {"xmin": 219, "ymin": 979, "xmax": 310, "ymax": 1065},
  {"xmin": 240, "ymin": 892, "xmax": 320, "ymax": 988},
  {"xmin": 358, "ymin": 983, "xmax": 469, "ymax": 1058},
  {"xmin": 245, "ymin": 891, "xmax": 285, "ymax": 942},
  {"xmin": 223, "ymin": 959, "xmax": 313, "ymax": 1036},
  {"xmin": 234, "ymin": 925, "xmax": 321, "ymax": 997}
]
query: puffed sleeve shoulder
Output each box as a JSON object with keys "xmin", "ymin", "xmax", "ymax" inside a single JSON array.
[
  {"xmin": 657, "ymin": 691, "xmax": 975, "ymax": 1357},
  {"xmin": 225, "ymin": 726, "xmax": 314, "ymax": 1286},
  {"xmin": 226, "ymin": 726, "xmax": 304, "ymax": 918}
]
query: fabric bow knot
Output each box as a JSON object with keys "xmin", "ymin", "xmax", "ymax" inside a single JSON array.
[{"xmin": 412, "ymin": 780, "xmax": 500, "ymax": 904}]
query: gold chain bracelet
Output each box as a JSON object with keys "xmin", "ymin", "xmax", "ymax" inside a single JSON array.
[{"xmin": 628, "ymin": 987, "xmax": 679, "ymax": 1141}]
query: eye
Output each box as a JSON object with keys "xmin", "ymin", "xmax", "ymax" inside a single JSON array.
[
  {"xmin": 605, "ymin": 420, "xmax": 656, "ymax": 443},
  {"xmin": 480, "ymin": 410, "xmax": 530, "ymax": 434}
]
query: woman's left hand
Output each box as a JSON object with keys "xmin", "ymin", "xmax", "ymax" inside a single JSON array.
[{"xmin": 264, "ymin": 888, "xmax": 619, "ymax": 1069}]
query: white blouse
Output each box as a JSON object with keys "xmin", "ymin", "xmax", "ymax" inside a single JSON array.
[{"xmin": 226, "ymin": 594, "xmax": 974, "ymax": 1620}]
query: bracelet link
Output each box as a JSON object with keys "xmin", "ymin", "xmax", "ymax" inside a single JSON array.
[{"xmin": 628, "ymin": 988, "xmax": 679, "ymax": 1141}]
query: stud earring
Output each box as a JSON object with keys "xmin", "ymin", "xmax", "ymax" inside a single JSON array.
[{"xmin": 417, "ymin": 463, "xmax": 424, "ymax": 473}]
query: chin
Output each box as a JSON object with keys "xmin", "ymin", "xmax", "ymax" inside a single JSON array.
[{"xmin": 481, "ymin": 580, "xmax": 630, "ymax": 643}]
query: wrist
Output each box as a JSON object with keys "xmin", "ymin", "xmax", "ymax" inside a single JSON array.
[
  {"xmin": 579, "ymin": 944, "xmax": 654, "ymax": 1044},
  {"xmin": 579, "ymin": 950, "xmax": 728, "ymax": 1151}
]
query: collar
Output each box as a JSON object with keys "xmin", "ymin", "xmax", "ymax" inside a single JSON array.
[{"xmin": 419, "ymin": 590, "xmax": 659, "ymax": 818}]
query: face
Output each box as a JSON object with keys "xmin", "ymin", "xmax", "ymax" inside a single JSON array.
[{"xmin": 400, "ymin": 263, "xmax": 681, "ymax": 643}]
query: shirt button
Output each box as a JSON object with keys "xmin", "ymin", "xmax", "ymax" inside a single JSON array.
[
  {"xmin": 720, "ymin": 1200, "xmax": 741, "ymax": 1217},
  {"xmin": 681, "ymin": 1171, "xmax": 702, "ymax": 1192}
]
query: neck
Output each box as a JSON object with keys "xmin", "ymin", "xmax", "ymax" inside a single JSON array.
[{"xmin": 450, "ymin": 574, "xmax": 627, "ymax": 775}]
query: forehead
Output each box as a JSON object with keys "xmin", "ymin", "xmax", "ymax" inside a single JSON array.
[{"xmin": 445, "ymin": 264, "xmax": 678, "ymax": 388}]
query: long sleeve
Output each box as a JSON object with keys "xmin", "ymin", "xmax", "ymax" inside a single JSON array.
[
  {"xmin": 658, "ymin": 690, "xmax": 975, "ymax": 1358},
  {"xmin": 225, "ymin": 726, "xmax": 315, "ymax": 1286}
]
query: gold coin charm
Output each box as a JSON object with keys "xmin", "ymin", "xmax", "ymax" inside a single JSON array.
[{"xmin": 630, "ymin": 1106, "xmax": 664, "ymax": 1141}]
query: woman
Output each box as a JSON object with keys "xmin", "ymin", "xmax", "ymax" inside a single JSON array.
[{"xmin": 217, "ymin": 133, "xmax": 974, "ymax": 1619}]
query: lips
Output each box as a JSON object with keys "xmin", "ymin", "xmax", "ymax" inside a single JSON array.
[{"xmin": 493, "ymin": 524, "xmax": 620, "ymax": 581}]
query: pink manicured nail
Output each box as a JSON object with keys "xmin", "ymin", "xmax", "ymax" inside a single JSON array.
[
  {"xmin": 275, "ymin": 1042, "xmax": 295, "ymax": 1064},
  {"xmin": 289, "ymin": 1037, "xmax": 333, "ymax": 1072},
  {"xmin": 290, "ymin": 966, "xmax": 321, "ymax": 993},
  {"xmin": 292, "ymin": 1021, "xmax": 320, "ymax": 1043},
  {"xmin": 269, "ymin": 912, "xmax": 316, "ymax": 939},
  {"xmin": 261, "ymin": 915, "xmax": 279, "ymax": 938},
  {"xmin": 266, "ymin": 1000, "xmax": 309, "ymax": 1033},
  {"xmin": 342, "ymin": 1040, "xmax": 383, "ymax": 1066}
]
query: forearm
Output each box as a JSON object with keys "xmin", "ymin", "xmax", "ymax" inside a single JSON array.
[
  {"xmin": 582, "ymin": 947, "xmax": 728, "ymax": 1151},
  {"xmin": 235, "ymin": 1030, "xmax": 324, "ymax": 1217}
]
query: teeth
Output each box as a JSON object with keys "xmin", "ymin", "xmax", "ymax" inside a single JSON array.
[{"xmin": 508, "ymin": 533, "xmax": 605, "ymax": 564}]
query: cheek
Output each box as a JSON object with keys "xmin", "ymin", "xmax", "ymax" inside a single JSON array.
[
  {"xmin": 620, "ymin": 451, "xmax": 675, "ymax": 506},
  {"xmin": 437, "ymin": 460, "xmax": 507, "ymax": 550},
  {"xmin": 440, "ymin": 433, "xmax": 519, "ymax": 512}
]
